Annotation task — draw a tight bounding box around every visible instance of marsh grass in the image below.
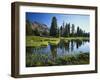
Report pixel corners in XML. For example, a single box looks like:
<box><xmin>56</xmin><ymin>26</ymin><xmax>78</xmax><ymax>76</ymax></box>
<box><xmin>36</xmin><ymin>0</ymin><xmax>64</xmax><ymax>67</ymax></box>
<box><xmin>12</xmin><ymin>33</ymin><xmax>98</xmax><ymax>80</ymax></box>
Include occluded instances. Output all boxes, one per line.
<box><xmin>26</xmin><ymin>52</ymin><xmax>89</xmax><ymax>67</ymax></box>
<box><xmin>26</xmin><ymin>36</ymin><xmax>60</xmax><ymax>47</ymax></box>
<box><xmin>26</xmin><ymin>36</ymin><xmax>89</xmax><ymax>47</ymax></box>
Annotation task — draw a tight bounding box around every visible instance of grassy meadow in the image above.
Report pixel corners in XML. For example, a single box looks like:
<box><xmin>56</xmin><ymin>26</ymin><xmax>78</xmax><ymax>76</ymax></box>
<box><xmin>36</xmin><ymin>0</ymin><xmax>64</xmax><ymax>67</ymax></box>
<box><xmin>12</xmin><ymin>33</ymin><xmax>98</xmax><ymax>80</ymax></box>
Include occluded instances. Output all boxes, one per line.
<box><xmin>26</xmin><ymin>36</ymin><xmax>89</xmax><ymax>47</ymax></box>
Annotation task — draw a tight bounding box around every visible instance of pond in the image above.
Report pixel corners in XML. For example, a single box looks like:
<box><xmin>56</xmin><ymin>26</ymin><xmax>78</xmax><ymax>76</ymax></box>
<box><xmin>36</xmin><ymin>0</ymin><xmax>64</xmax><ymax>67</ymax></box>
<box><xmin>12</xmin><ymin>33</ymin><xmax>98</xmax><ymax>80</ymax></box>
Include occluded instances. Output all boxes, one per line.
<box><xmin>26</xmin><ymin>39</ymin><xmax>90</xmax><ymax>67</ymax></box>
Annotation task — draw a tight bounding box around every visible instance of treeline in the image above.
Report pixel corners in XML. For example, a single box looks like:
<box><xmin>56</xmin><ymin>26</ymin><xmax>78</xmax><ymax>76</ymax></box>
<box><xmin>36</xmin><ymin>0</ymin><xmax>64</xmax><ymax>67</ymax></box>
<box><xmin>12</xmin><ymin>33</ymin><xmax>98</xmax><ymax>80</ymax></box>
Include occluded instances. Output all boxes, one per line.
<box><xmin>50</xmin><ymin>16</ymin><xmax>89</xmax><ymax>37</ymax></box>
<box><xmin>26</xmin><ymin>16</ymin><xmax>89</xmax><ymax>37</ymax></box>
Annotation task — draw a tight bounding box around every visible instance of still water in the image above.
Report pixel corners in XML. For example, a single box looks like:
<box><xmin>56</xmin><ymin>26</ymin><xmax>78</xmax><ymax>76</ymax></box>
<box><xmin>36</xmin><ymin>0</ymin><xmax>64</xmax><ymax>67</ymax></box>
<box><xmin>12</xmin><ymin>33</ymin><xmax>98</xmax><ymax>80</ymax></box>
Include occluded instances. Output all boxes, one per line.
<box><xmin>26</xmin><ymin>40</ymin><xmax>90</xmax><ymax>57</ymax></box>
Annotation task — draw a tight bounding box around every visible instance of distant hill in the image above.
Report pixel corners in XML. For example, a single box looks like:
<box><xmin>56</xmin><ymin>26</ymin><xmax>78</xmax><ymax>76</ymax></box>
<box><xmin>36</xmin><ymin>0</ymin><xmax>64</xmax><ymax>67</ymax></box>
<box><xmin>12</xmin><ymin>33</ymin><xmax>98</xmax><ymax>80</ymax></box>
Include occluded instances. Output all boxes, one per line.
<box><xmin>32</xmin><ymin>21</ymin><xmax>49</xmax><ymax>33</ymax></box>
<box><xmin>26</xmin><ymin>20</ymin><xmax>49</xmax><ymax>36</ymax></box>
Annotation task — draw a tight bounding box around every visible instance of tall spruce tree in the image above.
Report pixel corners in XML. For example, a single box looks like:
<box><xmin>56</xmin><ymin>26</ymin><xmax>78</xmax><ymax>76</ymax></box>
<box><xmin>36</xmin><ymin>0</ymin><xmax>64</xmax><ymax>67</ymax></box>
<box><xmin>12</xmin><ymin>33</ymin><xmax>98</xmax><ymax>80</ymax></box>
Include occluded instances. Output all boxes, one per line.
<box><xmin>67</xmin><ymin>23</ymin><xmax>70</xmax><ymax>37</ymax></box>
<box><xmin>72</xmin><ymin>24</ymin><xmax>75</xmax><ymax>36</ymax></box>
<box><xmin>64</xmin><ymin>23</ymin><xmax>68</xmax><ymax>37</ymax></box>
<box><xmin>50</xmin><ymin>16</ymin><xmax>58</xmax><ymax>37</ymax></box>
<box><xmin>77</xmin><ymin>26</ymin><xmax>80</xmax><ymax>36</ymax></box>
<box><xmin>60</xmin><ymin>26</ymin><xmax>63</xmax><ymax>36</ymax></box>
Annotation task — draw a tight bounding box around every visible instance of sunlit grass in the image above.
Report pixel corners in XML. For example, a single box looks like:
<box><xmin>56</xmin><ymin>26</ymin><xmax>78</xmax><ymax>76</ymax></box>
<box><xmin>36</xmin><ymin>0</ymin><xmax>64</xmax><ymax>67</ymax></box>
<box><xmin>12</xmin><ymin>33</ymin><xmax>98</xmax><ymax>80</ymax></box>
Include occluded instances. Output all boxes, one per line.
<box><xmin>26</xmin><ymin>36</ymin><xmax>89</xmax><ymax>47</ymax></box>
<box><xmin>26</xmin><ymin>36</ymin><xmax>60</xmax><ymax>47</ymax></box>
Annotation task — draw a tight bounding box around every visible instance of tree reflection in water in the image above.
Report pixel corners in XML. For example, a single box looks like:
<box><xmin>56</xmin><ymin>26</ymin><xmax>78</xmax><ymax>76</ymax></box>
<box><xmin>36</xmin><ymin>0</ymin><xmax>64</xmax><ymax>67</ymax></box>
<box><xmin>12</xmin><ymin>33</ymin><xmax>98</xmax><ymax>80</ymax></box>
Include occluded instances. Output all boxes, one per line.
<box><xmin>26</xmin><ymin>39</ymin><xmax>89</xmax><ymax>66</ymax></box>
<box><xmin>50</xmin><ymin>45</ymin><xmax>57</xmax><ymax>62</ymax></box>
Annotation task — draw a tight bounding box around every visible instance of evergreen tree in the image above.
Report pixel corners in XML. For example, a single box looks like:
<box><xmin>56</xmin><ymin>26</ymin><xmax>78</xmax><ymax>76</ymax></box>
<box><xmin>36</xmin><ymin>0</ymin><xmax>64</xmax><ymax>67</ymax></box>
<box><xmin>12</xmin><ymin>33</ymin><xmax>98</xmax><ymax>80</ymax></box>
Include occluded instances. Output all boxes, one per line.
<box><xmin>57</xmin><ymin>27</ymin><xmax>60</xmax><ymax>37</ymax></box>
<box><xmin>63</xmin><ymin>23</ymin><xmax>70</xmax><ymax>37</ymax></box>
<box><xmin>50</xmin><ymin>16</ymin><xmax>58</xmax><ymax>37</ymax></box>
<box><xmin>60</xmin><ymin>26</ymin><xmax>63</xmax><ymax>36</ymax></box>
<box><xmin>79</xmin><ymin>28</ymin><xmax>83</xmax><ymax>36</ymax></box>
<box><xmin>67</xmin><ymin>23</ymin><xmax>70</xmax><ymax>37</ymax></box>
<box><xmin>26</xmin><ymin>20</ymin><xmax>33</xmax><ymax>35</ymax></box>
<box><xmin>77</xmin><ymin>26</ymin><xmax>80</xmax><ymax>36</ymax></box>
<box><xmin>34</xmin><ymin>28</ymin><xmax>40</xmax><ymax>36</ymax></box>
<box><xmin>77</xmin><ymin>26</ymin><xmax>84</xmax><ymax>37</ymax></box>
<box><xmin>64</xmin><ymin>23</ymin><xmax>68</xmax><ymax>37</ymax></box>
<box><xmin>72</xmin><ymin>24</ymin><xmax>75</xmax><ymax>36</ymax></box>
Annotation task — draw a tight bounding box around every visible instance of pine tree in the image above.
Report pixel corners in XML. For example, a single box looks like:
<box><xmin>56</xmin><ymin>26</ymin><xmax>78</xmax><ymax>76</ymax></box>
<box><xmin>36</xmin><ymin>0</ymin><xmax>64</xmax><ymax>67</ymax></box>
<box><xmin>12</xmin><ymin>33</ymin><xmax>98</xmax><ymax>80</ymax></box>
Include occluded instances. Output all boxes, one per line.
<box><xmin>67</xmin><ymin>23</ymin><xmax>70</xmax><ymax>37</ymax></box>
<box><xmin>77</xmin><ymin>26</ymin><xmax>80</xmax><ymax>36</ymax></box>
<box><xmin>50</xmin><ymin>16</ymin><xmax>58</xmax><ymax>37</ymax></box>
<box><xmin>60</xmin><ymin>26</ymin><xmax>63</xmax><ymax>36</ymax></box>
<box><xmin>72</xmin><ymin>24</ymin><xmax>75</xmax><ymax>37</ymax></box>
<box><xmin>64</xmin><ymin>23</ymin><xmax>68</xmax><ymax>37</ymax></box>
<box><xmin>63</xmin><ymin>23</ymin><xmax>70</xmax><ymax>37</ymax></box>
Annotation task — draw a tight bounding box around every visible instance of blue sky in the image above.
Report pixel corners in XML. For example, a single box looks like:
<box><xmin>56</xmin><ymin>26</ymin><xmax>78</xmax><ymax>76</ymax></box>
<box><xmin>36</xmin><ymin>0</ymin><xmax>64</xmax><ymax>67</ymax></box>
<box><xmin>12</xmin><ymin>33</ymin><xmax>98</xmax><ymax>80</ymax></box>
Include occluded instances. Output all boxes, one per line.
<box><xmin>26</xmin><ymin>12</ymin><xmax>90</xmax><ymax>32</ymax></box>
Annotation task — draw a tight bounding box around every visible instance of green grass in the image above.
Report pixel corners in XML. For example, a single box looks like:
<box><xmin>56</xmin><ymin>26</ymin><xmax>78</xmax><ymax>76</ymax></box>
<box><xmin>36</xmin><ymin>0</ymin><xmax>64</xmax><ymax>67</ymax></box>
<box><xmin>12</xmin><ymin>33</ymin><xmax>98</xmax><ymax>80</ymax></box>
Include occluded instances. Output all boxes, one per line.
<box><xmin>26</xmin><ymin>36</ymin><xmax>60</xmax><ymax>47</ymax></box>
<box><xmin>26</xmin><ymin>52</ymin><xmax>89</xmax><ymax>67</ymax></box>
<box><xmin>26</xmin><ymin>41</ymin><xmax>48</xmax><ymax>47</ymax></box>
<box><xmin>61</xmin><ymin>37</ymin><xmax>89</xmax><ymax>41</ymax></box>
<box><xmin>26</xmin><ymin>36</ymin><xmax>89</xmax><ymax>47</ymax></box>
<box><xmin>48</xmin><ymin>39</ymin><xmax>60</xmax><ymax>45</ymax></box>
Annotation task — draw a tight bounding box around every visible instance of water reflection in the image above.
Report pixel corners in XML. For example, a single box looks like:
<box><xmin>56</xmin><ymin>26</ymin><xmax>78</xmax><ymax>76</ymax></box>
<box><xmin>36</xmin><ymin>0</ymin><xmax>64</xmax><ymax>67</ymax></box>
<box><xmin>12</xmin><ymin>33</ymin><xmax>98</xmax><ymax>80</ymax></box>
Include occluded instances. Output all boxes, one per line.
<box><xmin>76</xmin><ymin>40</ymin><xmax>82</xmax><ymax>49</ymax></box>
<box><xmin>71</xmin><ymin>40</ymin><xmax>74</xmax><ymax>51</ymax></box>
<box><xmin>26</xmin><ymin>40</ymin><xmax>90</xmax><ymax>60</ymax></box>
<box><xmin>50</xmin><ymin>45</ymin><xmax>57</xmax><ymax>61</ymax></box>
